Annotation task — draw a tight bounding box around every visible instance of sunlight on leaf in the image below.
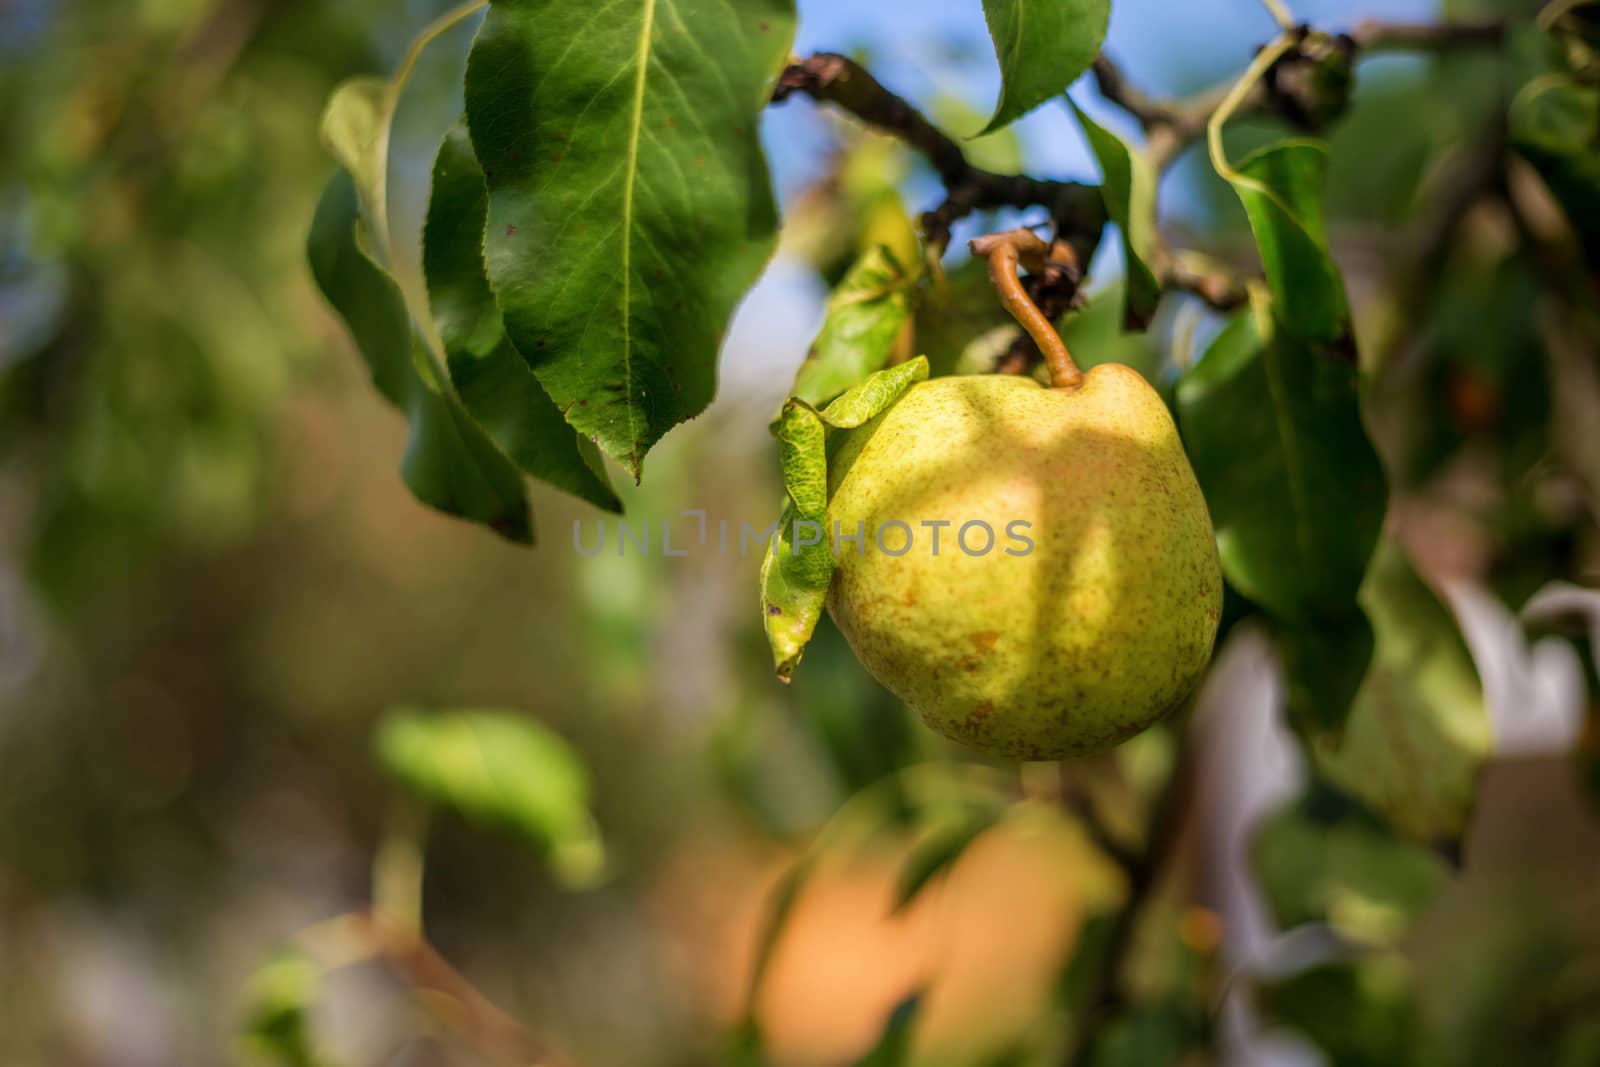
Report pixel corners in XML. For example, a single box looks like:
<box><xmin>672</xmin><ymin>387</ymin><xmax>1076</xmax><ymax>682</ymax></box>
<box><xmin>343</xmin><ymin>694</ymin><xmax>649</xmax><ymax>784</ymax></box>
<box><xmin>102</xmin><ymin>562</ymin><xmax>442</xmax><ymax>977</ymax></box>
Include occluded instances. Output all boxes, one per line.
<box><xmin>1069</xmin><ymin>100</ymin><xmax>1162</xmax><ymax>330</ymax></box>
<box><xmin>375</xmin><ymin>708</ymin><xmax>604</xmax><ymax>887</ymax></box>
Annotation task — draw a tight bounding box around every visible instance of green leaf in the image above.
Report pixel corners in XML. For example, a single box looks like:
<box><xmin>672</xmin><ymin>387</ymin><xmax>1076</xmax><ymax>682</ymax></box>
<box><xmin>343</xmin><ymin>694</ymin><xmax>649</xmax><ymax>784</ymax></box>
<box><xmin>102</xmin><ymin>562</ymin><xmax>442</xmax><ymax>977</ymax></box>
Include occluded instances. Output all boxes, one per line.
<box><xmin>980</xmin><ymin>0</ymin><xmax>1110</xmax><ymax>134</ymax></box>
<box><xmin>374</xmin><ymin>707</ymin><xmax>604</xmax><ymax>886</ymax></box>
<box><xmin>723</xmin><ymin>1018</ymin><xmax>771</xmax><ymax>1067</ymax></box>
<box><xmin>761</xmin><ymin>402</ymin><xmax>832</xmax><ymax>680</ymax></box>
<box><xmin>1253</xmin><ymin>793</ymin><xmax>1446</xmax><ymax>944</ymax></box>
<box><xmin>307</xmin><ymin>173</ymin><xmax>532</xmax><ymax>542</ymax></box>
<box><xmin>852</xmin><ymin>994</ymin><xmax>922</xmax><ymax>1067</ymax></box>
<box><xmin>1224</xmin><ymin>140</ymin><xmax>1351</xmax><ymax>350</ymax></box>
<box><xmin>819</xmin><ymin>357</ymin><xmax>930</xmax><ymax>429</ymax></box>
<box><xmin>1177</xmin><ymin>296</ymin><xmax>1386</xmax><ymax>626</ymax></box>
<box><xmin>1257</xmin><ymin>956</ymin><xmax>1421</xmax><ymax>1067</ymax></box>
<box><xmin>788</xmin><ymin>245</ymin><xmax>916</xmax><ymax>410</ymax></box>
<box><xmin>463</xmin><ymin>0</ymin><xmax>796</xmax><ymax>479</ymax></box>
<box><xmin>1069</xmin><ymin>100</ymin><xmax>1162</xmax><ymax>329</ymax></box>
<box><xmin>423</xmin><ymin>121</ymin><xmax>621</xmax><ymax>513</ymax></box>
<box><xmin>236</xmin><ymin>950</ymin><xmax>335</xmax><ymax>1067</ymax></box>
<box><xmin>1313</xmin><ymin>539</ymin><xmax>1491</xmax><ymax>848</ymax></box>
<box><xmin>761</xmin><ymin>359</ymin><xmax>930</xmax><ymax>677</ymax></box>
<box><xmin>1277</xmin><ymin>614</ymin><xmax>1376</xmax><ymax>737</ymax></box>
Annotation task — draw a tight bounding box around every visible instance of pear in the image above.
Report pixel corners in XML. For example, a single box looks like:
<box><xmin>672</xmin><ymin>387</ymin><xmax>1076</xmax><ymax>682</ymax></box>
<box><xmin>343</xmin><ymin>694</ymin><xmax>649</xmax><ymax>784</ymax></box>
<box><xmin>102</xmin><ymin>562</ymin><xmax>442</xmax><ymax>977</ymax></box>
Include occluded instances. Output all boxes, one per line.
<box><xmin>824</xmin><ymin>366</ymin><xmax>1222</xmax><ymax>759</ymax></box>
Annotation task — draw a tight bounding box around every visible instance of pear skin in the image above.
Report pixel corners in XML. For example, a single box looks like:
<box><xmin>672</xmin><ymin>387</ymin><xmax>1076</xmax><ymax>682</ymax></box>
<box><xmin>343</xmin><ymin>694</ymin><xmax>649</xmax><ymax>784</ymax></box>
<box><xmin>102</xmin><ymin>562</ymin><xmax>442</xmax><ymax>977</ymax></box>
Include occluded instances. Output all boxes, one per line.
<box><xmin>824</xmin><ymin>368</ymin><xmax>1223</xmax><ymax>759</ymax></box>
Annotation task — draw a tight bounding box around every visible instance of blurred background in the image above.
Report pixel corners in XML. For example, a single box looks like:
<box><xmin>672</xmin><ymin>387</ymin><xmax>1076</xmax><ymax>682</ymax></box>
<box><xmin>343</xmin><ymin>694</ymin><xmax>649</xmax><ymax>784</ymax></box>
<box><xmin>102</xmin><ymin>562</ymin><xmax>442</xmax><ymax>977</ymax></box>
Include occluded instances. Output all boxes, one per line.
<box><xmin>2</xmin><ymin>1</ymin><xmax>1598</xmax><ymax>1065</ymax></box>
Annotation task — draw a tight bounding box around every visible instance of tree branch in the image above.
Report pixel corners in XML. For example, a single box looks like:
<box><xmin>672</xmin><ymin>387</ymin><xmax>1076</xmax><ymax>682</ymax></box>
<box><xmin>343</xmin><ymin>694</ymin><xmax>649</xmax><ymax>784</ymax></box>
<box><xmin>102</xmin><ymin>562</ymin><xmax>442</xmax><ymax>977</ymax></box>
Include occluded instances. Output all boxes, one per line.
<box><xmin>1351</xmin><ymin>18</ymin><xmax>1505</xmax><ymax>53</ymax></box>
<box><xmin>773</xmin><ymin>53</ymin><xmax>1105</xmax><ymax>254</ymax></box>
<box><xmin>1092</xmin><ymin>19</ymin><xmax>1505</xmax><ymax>171</ymax></box>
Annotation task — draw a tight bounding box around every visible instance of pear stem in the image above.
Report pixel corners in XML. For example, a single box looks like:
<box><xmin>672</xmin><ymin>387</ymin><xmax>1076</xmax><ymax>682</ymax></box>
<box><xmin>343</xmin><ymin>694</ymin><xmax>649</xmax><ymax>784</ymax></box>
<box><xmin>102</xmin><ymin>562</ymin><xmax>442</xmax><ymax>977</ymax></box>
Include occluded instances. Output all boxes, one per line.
<box><xmin>971</xmin><ymin>229</ymin><xmax>1084</xmax><ymax>390</ymax></box>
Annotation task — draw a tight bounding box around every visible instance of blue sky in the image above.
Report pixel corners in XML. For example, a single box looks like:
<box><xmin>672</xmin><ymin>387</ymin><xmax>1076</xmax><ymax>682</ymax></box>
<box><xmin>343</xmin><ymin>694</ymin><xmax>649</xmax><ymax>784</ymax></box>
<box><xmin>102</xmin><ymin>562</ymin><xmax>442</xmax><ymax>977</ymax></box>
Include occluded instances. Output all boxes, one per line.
<box><xmin>766</xmin><ymin>0</ymin><xmax>1443</xmax><ymax>194</ymax></box>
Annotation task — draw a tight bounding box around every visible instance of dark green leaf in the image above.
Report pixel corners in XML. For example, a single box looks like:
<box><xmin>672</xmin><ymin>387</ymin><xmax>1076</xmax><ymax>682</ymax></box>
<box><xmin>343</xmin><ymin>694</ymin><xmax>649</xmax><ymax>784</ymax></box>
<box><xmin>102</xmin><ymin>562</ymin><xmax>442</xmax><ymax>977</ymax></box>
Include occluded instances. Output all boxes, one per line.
<box><xmin>892</xmin><ymin>813</ymin><xmax>996</xmax><ymax>913</ymax></box>
<box><xmin>1056</xmin><ymin>912</ymin><xmax>1119</xmax><ymax>1010</ymax></box>
<box><xmin>236</xmin><ymin>950</ymin><xmax>334</xmax><ymax>1067</ymax></box>
<box><xmin>1069</xmin><ymin>101</ymin><xmax>1162</xmax><ymax>329</ymax></box>
<box><xmin>852</xmin><ymin>993</ymin><xmax>922</xmax><ymax>1067</ymax></box>
<box><xmin>1176</xmin><ymin>295</ymin><xmax>1386</xmax><ymax>626</ymax></box>
<box><xmin>1091</xmin><ymin>1006</ymin><xmax>1190</xmax><ymax>1067</ymax></box>
<box><xmin>1313</xmin><ymin>539</ymin><xmax>1490</xmax><ymax>846</ymax></box>
<box><xmin>743</xmin><ymin>859</ymin><xmax>813</xmax><ymax>1020</ymax></box>
<box><xmin>1510</xmin><ymin>71</ymin><xmax>1600</xmax><ymax>272</ymax></box>
<box><xmin>463</xmin><ymin>0</ymin><xmax>796</xmax><ymax>479</ymax></box>
<box><xmin>307</xmin><ymin>173</ymin><xmax>532</xmax><ymax>542</ymax></box>
<box><xmin>1224</xmin><ymin>140</ymin><xmax>1351</xmax><ymax>349</ymax></box>
<box><xmin>980</xmin><ymin>0</ymin><xmax>1110</xmax><ymax>133</ymax></box>
<box><xmin>788</xmin><ymin>245</ymin><xmax>915</xmax><ymax>410</ymax></box>
<box><xmin>1277</xmin><ymin>614</ymin><xmax>1375</xmax><ymax>736</ymax></box>
<box><xmin>374</xmin><ymin>707</ymin><xmax>604</xmax><ymax>886</ymax></box>
<box><xmin>423</xmin><ymin>121</ymin><xmax>620</xmax><ymax>513</ymax></box>
<box><xmin>1257</xmin><ymin>957</ymin><xmax>1421</xmax><ymax>1067</ymax></box>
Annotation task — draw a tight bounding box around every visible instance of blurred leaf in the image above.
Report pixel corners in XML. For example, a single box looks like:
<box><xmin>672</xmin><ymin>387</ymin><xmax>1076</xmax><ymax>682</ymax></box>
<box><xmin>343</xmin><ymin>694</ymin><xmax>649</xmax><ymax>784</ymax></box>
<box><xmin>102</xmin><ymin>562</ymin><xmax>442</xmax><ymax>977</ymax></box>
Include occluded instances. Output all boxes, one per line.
<box><xmin>462</xmin><ymin>0</ymin><xmax>795</xmax><ymax>479</ymax></box>
<box><xmin>1277</xmin><ymin>615</ymin><xmax>1376</xmax><ymax>741</ymax></box>
<box><xmin>1510</xmin><ymin>59</ymin><xmax>1600</xmax><ymax>271</ymax></box>
<box><xmin>852</xmin><ymin>993</ymin><xmax>922</xmax><ymax>1067</ymax></box>
<box><xmin>780</xmin><ymin>137</ymin><xmax>913</xmax><ymax>283</ymax></box>
<box><xmin>1253</xmin><ymin>793</ymin><xmax>1446</xmax><ymax>944</ymax></box>
<box><xmin>724</xmin><ymin>1017</ymin><xmax>770</xmax><ymax>1067</ymax></box>
<box><xmin>761</xmin><ymin>359</ymin><xmax>929</xmax><ymax>677</ymax></box>
<box><xmin>423</xmin><ymin>120</ymin><xmax>620</xmax><ymax>513</ymax></box>
<box><xmin>1056</xmin><ymin>912</ymin><xmax>1119</xmax><ymax>1010</ymax></box>
<box><xmin>788</xmin><ymin>244</ymin><xmax>916</xmax><ymax>411</ymax></box>
<box><xmin>785</xmin><ymin>617</ymin><xmax>922</xmax><ymax>797</ymax></box>
<box><xmin>1060</xmin><ymin>281</ymin><xmax>1160</xmax><ymax>380</ymax></box>
<box><xmin>1223</xmin><ymin>140</ymin><xmax>1351</xmax><ymax>349</ymax></box>
<box><xmin>917</xmin><ymin>257</ymin><xmax>1016</xmax><ymax>378</ymax></box>
<box><xmin>307</xmin><ymin>173</ymin><xmax>532</xmax><ymax>541</ymax></box>
<box><xmin>236</xmin><ymin>950</ymin><xmax>335</xmax><ymax>1067</ymax></box>
<box><xmin>1314</xmin><ymin>538</ymin><xmax>1491</xmax><ymax>847</ymax></box>
<box><xmin>1257</xmin><ymin>956</ymin><xmax>1422</xmax><ymax>1067</ymax></box>
<box><xmin>318</xmin><ymin>77</ymin><xmax>390</xmax><ymax>239</ymax></box>
<box><xmin>374</xmin><ymin>708</ymin><xmax>604</xmax><ymax>886</ymax></box>
<box><xmin>1177</xmin><ymin>293</ymin><xmax>1386</xmax><ymax>627</ymax></box>
<box><xmin>743</xmin><ymin>858</ymin><xmax>813</xmax><ymax>1020</ymax></box>
<box><xmin>891</xmin><ymin>808</ymin><xmax>999</xmax><ymax>913</ymax></box>
<box><xmin>930</xmin><ymin>93</ymin><xmax>1024</xmax><ymax>173</ymax></box>
<box><xmin>1069</xmin><ymin>101</ymin><xmax>1162</xmax><ymax>329</ymax></box>
<box><xmin>1091</xmin><ymin>1005</ymin><xmax>1190</xmax><ymax>1067</ymax></box>
<box><xmin>980</xmin><ymin>0</ymin><xmax>1109</xmax><ymax>133</ymax></box>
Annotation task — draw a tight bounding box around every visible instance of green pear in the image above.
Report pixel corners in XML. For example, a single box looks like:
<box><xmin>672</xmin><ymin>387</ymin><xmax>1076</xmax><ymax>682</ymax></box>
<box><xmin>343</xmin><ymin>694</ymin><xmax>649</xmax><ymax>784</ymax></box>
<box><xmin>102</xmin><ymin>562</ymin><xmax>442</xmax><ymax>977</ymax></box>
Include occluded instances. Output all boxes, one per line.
<box><xmin>824</xmin><ymin>367</ymin><xmax>1223</xmax><ymax>759</ymax></box>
